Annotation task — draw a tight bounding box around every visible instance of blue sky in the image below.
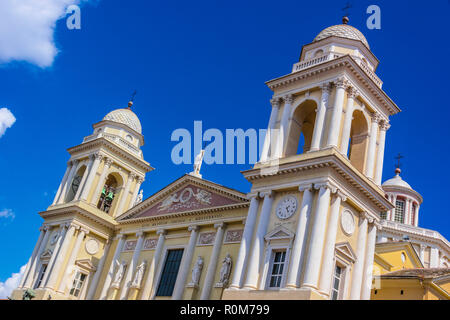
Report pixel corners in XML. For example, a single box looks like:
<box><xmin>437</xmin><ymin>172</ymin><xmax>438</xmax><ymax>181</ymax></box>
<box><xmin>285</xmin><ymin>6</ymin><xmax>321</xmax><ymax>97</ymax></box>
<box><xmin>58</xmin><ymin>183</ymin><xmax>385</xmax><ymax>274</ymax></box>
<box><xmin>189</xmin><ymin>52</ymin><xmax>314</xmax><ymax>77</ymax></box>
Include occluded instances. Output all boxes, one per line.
<box><xmin>0</xmin><ymin>0</ymin><xmax>449</xmax><ymax>284</ymax></box>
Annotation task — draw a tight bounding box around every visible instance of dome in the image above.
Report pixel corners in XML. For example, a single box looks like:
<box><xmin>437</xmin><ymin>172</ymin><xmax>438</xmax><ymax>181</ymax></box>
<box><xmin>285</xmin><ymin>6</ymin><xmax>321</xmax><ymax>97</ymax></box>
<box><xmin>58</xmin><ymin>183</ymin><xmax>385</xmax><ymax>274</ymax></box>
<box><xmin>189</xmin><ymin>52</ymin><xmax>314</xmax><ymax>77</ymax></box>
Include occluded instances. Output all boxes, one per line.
<box><xmin>313</xmin><ymin>23</ymin><xmax>370</xmax><ymax>49</ymax></box>
<box><xmin>103</xmin><ymin>108</ymin><xmax>142</xmax><ymax>134</ymax></box>
<box><xmin>382</xmin><ymin>170</ymin><xmax>412</xmax><ymax>190</ymax></box>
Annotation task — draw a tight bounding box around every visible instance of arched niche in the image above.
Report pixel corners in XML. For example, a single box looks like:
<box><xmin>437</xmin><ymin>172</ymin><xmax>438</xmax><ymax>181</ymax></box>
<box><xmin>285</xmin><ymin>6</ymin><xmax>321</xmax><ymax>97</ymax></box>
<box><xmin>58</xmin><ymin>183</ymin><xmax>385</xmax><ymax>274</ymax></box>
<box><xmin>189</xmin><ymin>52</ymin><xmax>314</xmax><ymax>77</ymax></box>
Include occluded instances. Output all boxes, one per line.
<box><xmin>65</xmin><ymin>165</ymin><xmax>87</xmax><ymax>202</ymax></box>
<box><xmin>348</xmin><ymin>109</ymin><xmax>369</xmax><ymax>173</ymax></box>
<box><xmin>97</xmin><ymin>172</ymin><xmax>123</xmax><ymax>215</ymax></box>
<box><xmin>284</xmin><ymin>99</ymin><xmax>318</xmax><ymax>157</ymax></box>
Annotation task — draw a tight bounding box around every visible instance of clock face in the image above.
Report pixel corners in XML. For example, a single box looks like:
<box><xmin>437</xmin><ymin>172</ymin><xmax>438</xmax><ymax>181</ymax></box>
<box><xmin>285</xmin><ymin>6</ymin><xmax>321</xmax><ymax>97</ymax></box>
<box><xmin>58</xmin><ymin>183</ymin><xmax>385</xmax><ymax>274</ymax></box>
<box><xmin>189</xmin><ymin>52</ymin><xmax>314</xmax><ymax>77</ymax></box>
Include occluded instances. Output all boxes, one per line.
<box><xmin>276</xmin><ymin>196</ymin><xmax>298</xmax><ymax>220</ymax></box>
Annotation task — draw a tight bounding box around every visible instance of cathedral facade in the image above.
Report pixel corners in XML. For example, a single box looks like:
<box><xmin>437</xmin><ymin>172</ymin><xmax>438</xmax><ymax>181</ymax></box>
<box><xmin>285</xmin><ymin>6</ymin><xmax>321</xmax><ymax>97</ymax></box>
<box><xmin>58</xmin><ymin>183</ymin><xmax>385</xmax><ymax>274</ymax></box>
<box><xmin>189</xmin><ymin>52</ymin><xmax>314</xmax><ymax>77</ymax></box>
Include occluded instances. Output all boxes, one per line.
<box><xmin>11</xmin><ymin>18</ymin><xmax>450</xmax><ymax>300</ymax></box>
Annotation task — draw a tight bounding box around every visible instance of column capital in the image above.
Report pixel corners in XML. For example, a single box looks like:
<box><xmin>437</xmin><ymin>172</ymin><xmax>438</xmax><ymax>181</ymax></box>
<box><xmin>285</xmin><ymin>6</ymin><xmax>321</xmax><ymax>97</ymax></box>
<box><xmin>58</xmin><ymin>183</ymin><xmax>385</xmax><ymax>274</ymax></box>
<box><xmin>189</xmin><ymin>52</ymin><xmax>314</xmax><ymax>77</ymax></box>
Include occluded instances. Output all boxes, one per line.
<box><xmin>347</xmin><ymin>86</ymin><xmax>358</xmax><ymax>99</ymax></box>
<box><xmin>371</xmin><ymin>112</ymin><xmax>382</xmax><ymax>124</ymax></box>
<box><xmin>214</xmin><ymin>222</ymin><xmax>226</xmax><ymax>229</ymax></box>
<box><xmin>40</xmin><ymin>224</ymin><xmax>50</xmax><ymax>232</ymax></box>
<box><xmin>321</xmin><ymin>82</ymin><xmax>332</xmax><ymax>94</ymax></box>
<box><xmin>156</xmin><ymin>229</ymin><xmax>167</xmax><ymax>236</ymax></box>
<box><xmin>136</xmin><ymin>231</ymin><xmax>145</xmax><ymax>238</ymax></box>
<box><xmin>298</xmin><ymin>184</ymin><xmax>313</xmax><ymax>192</ymax></box>
<box><xmin>373</xmin><ymin>221</ymin><xmax>382</xmax><ymax>231</ymax></box>
<box><xmin>334</xmin><ymin>77</ymin><xmax>348</xmax><ymax>89</ymax></box>
<box><xmin>92</xmin><ymin>152</ymin><xmax>104</xmax><ymax>161</ymax></box>
<box><xmin>259</xmin><ymin>190</ymin><xmax>274</xmax><ymax>198</ymax></box>
<box><xmin>359</xmin><ymin>211</ymin><xmax>372</xmax><ymax>222</ymax></box>
<box><xmin>313</xmin><ymin>182</ymin><xmax>333</xmax><ymax>192</ymax></box>
<box><xmin>79</xmin><ymin>227</ymin><xmax>89</xmax><ymax>235</ymax></box>
<box><xmin>128</xmin><ymin>172</ymin><xmax>137</xmax><ymax>181</ymax></box>
<box><xmin>188</xmin><ymin>225</ymin><xmax>199</xmax><ymax>232</ymax></box>
<box><xmin>420</xmin><ymin>244</ymin><xmax>427</xmax><ymax>250</ymax></box>
<box><xmin>115</xmin><ymin>234</ymin><xmax>125</xmax><ymax>240</ymax></box>
<box><xmin>136</xmin><ymin>176</ymin><xmax>145</xmax><ymax>183</ymax></box>
<box><xmin>246</xmin><ymin>192</ymin><xmax>259</xmax><ymax>200</ymax></box>
<box><xmin>380</xmin><ymin>121</ymin><xmax>391</xmax><ymax>131</ymax></box>
<box><xmin>336</xmin><ymin>190</ymin><xmax>347</xmax><ymax>202</ymax></box>
<box><xmin>283</xmin><ymin>94</ymin><xmax>294</xmax><ymax>104</ymax></box>
<box><xmin>104</xmin><ymin>158</ymin><xmax>113</xmax><ymax>167</ymax></box>
<box><xmin>270</xmin><ymin>97</ymin><xmax>281</xmax><ymax>108</ymax></box>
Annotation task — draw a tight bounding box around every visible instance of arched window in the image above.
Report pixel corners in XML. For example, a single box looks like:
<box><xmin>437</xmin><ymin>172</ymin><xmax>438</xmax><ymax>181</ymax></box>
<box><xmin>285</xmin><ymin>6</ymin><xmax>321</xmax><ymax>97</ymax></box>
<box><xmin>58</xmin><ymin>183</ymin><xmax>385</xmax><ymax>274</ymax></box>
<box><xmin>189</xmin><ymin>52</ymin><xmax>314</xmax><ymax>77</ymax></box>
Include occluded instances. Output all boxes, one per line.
<box><xmin>348</xmin><ymin>110</ymin><xmax>369</xmax><ymax>173</ymax></box>
<box><xmin>65</xmin><ymin>165</ymin><xmax>86</xmax><ymax>202</ymax></box>
<box><xmin>284</xmin><ymin>100</ymin><xmax>317</xmax><ymax>157</ymax></box>
<box><xmin>97</xmin><ymin>174</ymin><xmax>119</xmax><ymax>214</ymax></box>
<box><xmin>394</xmin><ymin>198</ymin><xmax>405</xmax><ymax>223</ymax></box>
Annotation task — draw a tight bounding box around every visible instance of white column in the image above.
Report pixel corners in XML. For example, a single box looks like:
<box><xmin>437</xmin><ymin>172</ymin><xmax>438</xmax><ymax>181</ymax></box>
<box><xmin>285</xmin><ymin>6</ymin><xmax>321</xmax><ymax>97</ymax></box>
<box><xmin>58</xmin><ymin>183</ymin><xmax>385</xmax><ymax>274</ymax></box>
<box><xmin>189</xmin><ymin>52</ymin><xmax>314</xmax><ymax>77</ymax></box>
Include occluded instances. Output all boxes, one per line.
<box><xmin>310</xmin><ymin>83</ymin><xmax>331</xmax><ymax>151</ymax></box>
<box><xmin>91</xmin><ymin>157</ymin><xmax>113</xmax><ymax>206</ymax></box>
<box><xmin>115</xmin><ymin>173</ymin><xmax>136</xmax><ymax>216</ymax></box>
<box><xmin>260</xmin><ymin>99</ymin><xmax>280</xmax><ymax>162</ymax></box>
<box><xmin>141</xmin><ymin>229</ymin><xmax>166</xmax><ymax>300</ymax></box>
<box><xmin>318</xmin><ymin>191</ymin><xmax>345</xmax><ymax>295</ymax></box>
<box><xmin>100</xmin><ymin>234</ymin><xmax>126</xmax><ymax>300</ymax></box>
<box><xmin>40</xmin><ymin>224</ymin><xmax>68</xmax><ymax>288</ymax></box>
<box><xmin>57</xmin><ymin>228</ymin><xmax>88</xmax><ymax>293</ymax></box>
<box><xmin>430</xmin><ymin>247</ymin><xmax>439</xmax><ymax>268</ymax></box>
<box><xmin>361</xmin><ymin>221</ymin><xmax>378</xmax><ymax>300</ymax></box>
<box><xmin>119</xmin><ymin>231</ymin><xmax>145</xmax><ymax>300</ymax></box>
<box><xmin>326</xmin><ymin>78</ymin><xmax>347</xmax><ymax>148</ymax></box>
<box><xmin>419</xmin><ymin>244</ymin><xmax>426</xmax><ymax>265</ymax></box>
<box><xmin>52</xmin><ymin>162</ymin><xmax>73</xmax><ymax>205</ymax></box>
<box><xmin>24</xmin><ymin>226</ymin><xmax>51</xmax><ymax>288</ymax></box>
<box><xmin>374</xmin><ymin>122</ymin><xmax>389</xmax><ymax>185</ymax></box>
<box><xmin>200</xmin><ymin>223</ymin><xmax>226</xmax><ymax>300</ymax></box>
<box><xmin>57</xmin><ymin>160</ymin><xmax>79</xmax><ymax>204</ymax></box>
<box><xmin>230</xmin><ymin>194</ymin><xmax>260</xmax><ymax>289</ymax></box>
<box><xmin>129</xmin><ymin>176</ymin><xmax>144</xmax><ymax>210</ymax></box>
<box><xmin>244</xmin><ymin>191</ymin><xmax>274</xmax><ymax>289</ymax></box>
<box><xmin>45</xmin><ymin>223</ymin><xmax>77</xmax><ymax>290</ymax></box>
<box><xmin>415</xmin><ymin>205</ymin><xmax>420</xmax><ymax>227</ymax></box>
<box><xmin>301</xmin><ymin>184</ymin><xmax>331</xmax><ymax>289</ymax></box>
<box><xmin>86</xmin><ymin>239</ymin><xmax>112</xmax><ymax>300</ymax></box>
<box><xmin>339</xmin><ymin>87</ymin><xmax>357</xmax><ymax>155</ymax></box>
<box><xmin>80</xmin><ymin>153</ymin><xmax>103</xmax><ymax>201</ymax></box>
<box><xmin>74</xmin><ymin>157</ymin><xmax>94</xmax><ymax>200</ymax></box>
<box><xmin>172</xmin><ymin>225</ymin><xmax>199</xmax><ymax>299</ymax></box>
<box><xmin>286</xmin><ymin>185</ymin><xmax>313</xmax><ymax>288</ymax></box>
<box><xmin>365</xmin><ymin>113</ymin><xmax>380</xmax><ymax>178</ymax></box>
<box><xmin>19</xmin><ymin>226</ymin><xmax>46</xmax><ymax>288</ymax></box>
<box><xmin>275</xmin><ymin>95</ymin><xmax>294</xmax><ymax>158</ymax></box>
<box><xmin>390</xmin><ymin>194</ymin><xmax>397</xmax><ymax>222</ymax></box>
<box><xmin>405</xmin><ymin>199</ymin><xmax>411</xmax><ymax>225</ymax></box>
<box><xmin>350</xmin><ymin>213</ymin><xmax>369</xmax><ymax>300</ymax></box>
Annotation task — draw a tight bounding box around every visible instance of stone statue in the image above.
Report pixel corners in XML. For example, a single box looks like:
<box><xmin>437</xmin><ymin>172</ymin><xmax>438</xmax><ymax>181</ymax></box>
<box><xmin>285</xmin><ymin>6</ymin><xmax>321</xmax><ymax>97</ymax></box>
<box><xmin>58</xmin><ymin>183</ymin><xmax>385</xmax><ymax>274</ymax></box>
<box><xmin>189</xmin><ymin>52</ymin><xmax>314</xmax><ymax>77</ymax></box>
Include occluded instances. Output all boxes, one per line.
<box><xmin>191</xmin><ymin>150</ymin><xmax>205</xmax><ymax>177</ymax></box>
<box><xmin>219</xmin><ymin>253</ymin><xmax>232</xmax><ymax>285</ymax></box>
<box><xmin>158</xmin><ymin>192</ymin><xmax>179</xmax><ymax>211</ymax></box>
<box><xmin>191</xmin><ymin>256</ymin><xmax>204</xmax><ymax>286</ymax></box>
<box><xmin>112</xmin><ymin>260</ymin><xmax>127</xmax><ymax>286</ymax></box>
<box><xmin>131</xmin><ymin>261</ymin><xmax>146</xmax><ymax>288</ymax></box>
<box><xmin>135</xmin><ymin>190</ymin><xmax>143</xmax><ymax>206</ymax></box>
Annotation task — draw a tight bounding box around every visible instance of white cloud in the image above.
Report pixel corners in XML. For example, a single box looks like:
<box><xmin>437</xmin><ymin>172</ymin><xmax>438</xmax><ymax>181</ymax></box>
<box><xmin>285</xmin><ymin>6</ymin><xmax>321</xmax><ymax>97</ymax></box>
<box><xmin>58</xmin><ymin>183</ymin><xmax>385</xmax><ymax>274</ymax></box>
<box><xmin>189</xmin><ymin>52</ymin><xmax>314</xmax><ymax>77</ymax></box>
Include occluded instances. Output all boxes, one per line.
<box><xmin>0</xmin><ymin>0</ymin><xmax>88</xmax><ymax>68</ymax></box>
<box><xmin>0</xmin><ymin>209</ymin><xmax>15</xmax><ymax>220</ymax></box>
<box><xmin>0</xmin><ymin>108</ymin><xmax>16</xmax><ymax>138</ymax></box>
<box><xmin>0</xmin><ymin>265</ymin><xmax>26</xmax><ymax>299</ymax></box>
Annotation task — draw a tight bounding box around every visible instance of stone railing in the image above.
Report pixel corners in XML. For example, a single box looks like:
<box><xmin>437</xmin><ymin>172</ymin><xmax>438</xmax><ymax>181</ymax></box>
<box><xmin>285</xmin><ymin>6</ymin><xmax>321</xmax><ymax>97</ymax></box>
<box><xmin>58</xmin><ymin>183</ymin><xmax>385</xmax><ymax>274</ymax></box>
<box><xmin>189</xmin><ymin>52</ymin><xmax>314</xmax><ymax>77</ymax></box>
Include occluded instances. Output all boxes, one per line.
<box><xmin>381</xmin><ymin>220</ymin><xmax>450</xmax><ymax>249</ymax></box>
<box><xmin>83</xmin><ymin>133</ymin><xmax>142</xmax><ymax>157</ymax></box>
<box><xmin>291</xmin><ymin>52</ymin><xmax>383</xmax><ymax>88</ymax></box>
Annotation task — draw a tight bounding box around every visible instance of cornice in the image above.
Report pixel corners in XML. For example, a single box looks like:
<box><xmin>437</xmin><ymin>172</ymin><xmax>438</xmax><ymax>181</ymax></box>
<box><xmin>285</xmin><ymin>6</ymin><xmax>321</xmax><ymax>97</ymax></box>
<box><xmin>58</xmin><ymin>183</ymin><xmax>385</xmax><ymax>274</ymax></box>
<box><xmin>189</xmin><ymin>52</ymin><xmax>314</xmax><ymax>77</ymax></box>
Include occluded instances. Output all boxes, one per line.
<box><xmin>265</xmin><ymin>55</ymin><xmax>400</xmax><ymax>116</ymax></box>
<box><xmin>67</xmin><ymin>137</ymin><xmax>153</xmax><ymax>173</ymax></box>
<box><xmin>382</xmin><ymin>185</ymin><xmax>423</xmax><ymax>204</ymax></box>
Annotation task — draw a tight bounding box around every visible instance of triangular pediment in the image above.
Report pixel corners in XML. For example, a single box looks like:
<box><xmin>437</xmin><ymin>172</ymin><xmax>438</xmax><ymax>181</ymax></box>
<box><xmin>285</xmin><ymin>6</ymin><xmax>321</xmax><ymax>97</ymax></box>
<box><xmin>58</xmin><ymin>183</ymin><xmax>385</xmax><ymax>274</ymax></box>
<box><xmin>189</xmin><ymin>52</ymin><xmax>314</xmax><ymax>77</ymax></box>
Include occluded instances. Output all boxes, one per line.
<box><xmin>118</xmin><ymin>174</ymin><xmax>248</xmax><ymax>221</ymax></box>
<box><xmin>75</xmin><ymin>259</ymin><xmax>97</xmax><ymax>272</ymax></box>
<box><xmin>265</xmin><ymin>226</ymin><xmax>295</xmax><ymax>241</ymax></box>
<box><xmin>40</xmin><ymin>249</ymin><xmax>53</xmax><ymax>260</ymax></box>
<box><xmin>335</xmin><ymin>242</ymin><xmax>356</xmax><ymax>263</ymax></box>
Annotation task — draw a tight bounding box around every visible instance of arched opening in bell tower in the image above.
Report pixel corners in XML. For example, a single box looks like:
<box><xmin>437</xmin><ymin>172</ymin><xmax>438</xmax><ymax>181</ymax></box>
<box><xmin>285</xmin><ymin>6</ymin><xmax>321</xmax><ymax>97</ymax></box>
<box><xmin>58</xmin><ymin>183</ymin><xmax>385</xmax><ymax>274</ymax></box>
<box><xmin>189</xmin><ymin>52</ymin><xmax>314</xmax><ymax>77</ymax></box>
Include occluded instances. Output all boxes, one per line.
<box><xmin>65</xmin><ymin>165</ymin><xmax>87</xmax><ymax>202</ymax></box>
<box><xmin>284</xmin><ymin>100</ymin><xmax>317</xmax><ymax>157</ymax></box>
<box><xmin>348</xmin><ymin>110</ymin><xmax>369</xmax><ymax>173</ymax></box>
<box><xmin>97</xmin><ymin>173</ymin><xmax>122</xmax><ymax>215</ymax></box>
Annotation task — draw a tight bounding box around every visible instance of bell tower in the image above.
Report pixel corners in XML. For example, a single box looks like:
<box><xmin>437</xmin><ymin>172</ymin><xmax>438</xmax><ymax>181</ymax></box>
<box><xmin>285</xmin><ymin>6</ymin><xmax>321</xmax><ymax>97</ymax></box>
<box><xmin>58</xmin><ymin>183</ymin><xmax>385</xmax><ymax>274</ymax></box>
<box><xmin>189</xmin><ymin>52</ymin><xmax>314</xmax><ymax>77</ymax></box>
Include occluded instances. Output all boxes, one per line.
<box><xmin>224</xmin><ymin>18</ymin><xmax>398</xmax><ymax>300</ymax></box>
<box><xmin>13</xmin><ymin>100</ymin><xmax>153</xmax><ymax>300</ymax></box>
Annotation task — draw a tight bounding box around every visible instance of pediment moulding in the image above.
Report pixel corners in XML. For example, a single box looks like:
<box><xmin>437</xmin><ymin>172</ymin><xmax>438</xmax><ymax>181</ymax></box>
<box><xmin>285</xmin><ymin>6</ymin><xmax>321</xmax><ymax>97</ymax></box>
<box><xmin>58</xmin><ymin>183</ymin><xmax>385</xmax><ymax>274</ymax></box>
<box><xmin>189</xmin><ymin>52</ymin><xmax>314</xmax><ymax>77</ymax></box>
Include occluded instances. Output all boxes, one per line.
<box><xmin>266</xmin><ymin>55</ymin><xmax>399</xmax><ymax>116</ymax></box>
